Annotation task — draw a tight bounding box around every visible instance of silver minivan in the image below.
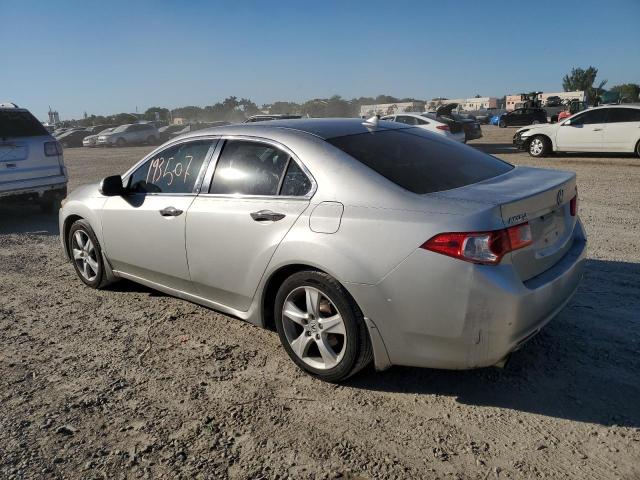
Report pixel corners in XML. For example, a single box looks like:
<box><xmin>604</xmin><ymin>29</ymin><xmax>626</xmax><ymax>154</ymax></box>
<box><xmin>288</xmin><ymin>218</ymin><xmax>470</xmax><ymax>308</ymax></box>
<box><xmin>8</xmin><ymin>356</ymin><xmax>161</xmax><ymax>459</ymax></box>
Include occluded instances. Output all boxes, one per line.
<box><xmin>0</xmin><ymin>103</ymin><xmax>67</xmax><ymax>212</ymax></box>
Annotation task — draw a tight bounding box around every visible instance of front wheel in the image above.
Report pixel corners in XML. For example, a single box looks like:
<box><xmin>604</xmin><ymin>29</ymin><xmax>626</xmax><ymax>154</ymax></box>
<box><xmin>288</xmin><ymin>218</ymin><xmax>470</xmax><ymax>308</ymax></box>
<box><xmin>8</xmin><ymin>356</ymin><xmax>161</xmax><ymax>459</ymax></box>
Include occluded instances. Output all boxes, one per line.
<box><xmin>499</xmin><ymin>120</ymin><xmax>506</xmax><ymax>128</ymax></box>
<box><xmin>274</xmin><ymin>271</ymin><xmax>372</xmax><ymax>382</ymax></box>
<box><xmin>528</xmin><ymin>135</ymin><xmax>551</xmax><ymax>157</ymax></box>
<box><xmin>67</xmin><ymin>220</ymin><xmax>112</xmax><ymax>289</ymax></box>
<box><xmin>636</xmin><ymin>140</ymin><xmax>640</xmax><ymax>158</ymax></box>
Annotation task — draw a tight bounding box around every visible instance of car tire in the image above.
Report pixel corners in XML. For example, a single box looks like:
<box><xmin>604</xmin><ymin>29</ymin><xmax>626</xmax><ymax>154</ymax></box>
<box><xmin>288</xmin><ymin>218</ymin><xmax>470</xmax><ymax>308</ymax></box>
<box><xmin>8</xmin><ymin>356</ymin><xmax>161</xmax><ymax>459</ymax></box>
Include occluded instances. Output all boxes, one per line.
<box><xmin>528</xmin><ymin>135</ymin><xmax>550</xmax><ymax>158</ymax></box>
<box><xmin>274</xmin><ymin>270</ymin><xmax>372</xmax><ymax>382</ymax></box>
<box><xmin>67</xmin><ymin>219</ymin><xmax>112</xmax><ymax>289</ymax></box>
<box><xmin>146</xmin><ymin>135</ymin><xmax>156</xmax><ymax>145</ymax></box>
<box><xmin>116</xmin><ymin>138</ymin><xmax>126</xmax><ymax>147</ymax></box>
<box><xmin>499</xmin><ymin>120</ymin><xmax>506</xmax><ymax>128</ymax></box>
<box><xmin>635</xmin><ymin>140</ymin><xmax>640</xmax><ymax>158</ymax></box>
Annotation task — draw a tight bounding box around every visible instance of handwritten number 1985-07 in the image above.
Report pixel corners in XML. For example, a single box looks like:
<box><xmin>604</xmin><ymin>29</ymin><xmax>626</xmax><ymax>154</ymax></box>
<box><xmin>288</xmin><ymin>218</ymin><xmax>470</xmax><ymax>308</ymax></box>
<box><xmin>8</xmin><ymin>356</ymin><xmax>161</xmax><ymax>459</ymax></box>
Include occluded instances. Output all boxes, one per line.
<box><xmin>146</xmin><ymin>155</ymin><xmax>193</xmax><ymax>187</ymax></box>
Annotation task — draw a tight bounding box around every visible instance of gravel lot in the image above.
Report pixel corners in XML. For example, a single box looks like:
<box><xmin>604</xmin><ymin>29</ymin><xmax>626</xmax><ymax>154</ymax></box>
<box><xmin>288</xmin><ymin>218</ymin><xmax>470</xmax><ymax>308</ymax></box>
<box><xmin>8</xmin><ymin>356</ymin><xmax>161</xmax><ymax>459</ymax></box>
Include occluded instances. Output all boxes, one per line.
<box><xmin>1</xmin><ymin>126</ymin><xmax>639</xmax><ymax>479</ymax></box>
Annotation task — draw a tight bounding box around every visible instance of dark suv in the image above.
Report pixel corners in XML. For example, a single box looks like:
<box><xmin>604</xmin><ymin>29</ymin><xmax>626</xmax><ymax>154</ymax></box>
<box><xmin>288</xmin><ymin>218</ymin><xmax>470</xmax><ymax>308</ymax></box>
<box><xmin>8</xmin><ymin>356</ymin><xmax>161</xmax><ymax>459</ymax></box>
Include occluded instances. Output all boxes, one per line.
<box><xmin>499</xmin><ymin>108</ymin><xmax>547</xmax><ymax>128</ymax></box>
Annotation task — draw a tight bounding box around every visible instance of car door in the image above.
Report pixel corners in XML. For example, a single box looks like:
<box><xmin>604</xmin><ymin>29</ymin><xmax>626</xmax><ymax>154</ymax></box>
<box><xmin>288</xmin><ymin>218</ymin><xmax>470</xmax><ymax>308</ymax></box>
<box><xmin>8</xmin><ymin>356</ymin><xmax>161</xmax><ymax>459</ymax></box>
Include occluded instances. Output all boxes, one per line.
<box><xmin>186</xmin><ymin>138</ymin><xmax>314</xmax><ymax>311</ymax></box>
<box><xmin>601</xmin><ymin>108</ymin><xmax>640</xmax><ymax>152</ymax></box>
<box><xmin>101</xmin><ymin>138</ymin><xmax>216</xmax><ymax>291</ymax></box>
<box><xmin>555</xmin><ymin>109</ymin><xmax>608</xmax><ymax>152</ymax></box>
<box><xmin>505</xmin><ymin>109</ymin><xmax>521</xmax><ymax>126</ymax></box>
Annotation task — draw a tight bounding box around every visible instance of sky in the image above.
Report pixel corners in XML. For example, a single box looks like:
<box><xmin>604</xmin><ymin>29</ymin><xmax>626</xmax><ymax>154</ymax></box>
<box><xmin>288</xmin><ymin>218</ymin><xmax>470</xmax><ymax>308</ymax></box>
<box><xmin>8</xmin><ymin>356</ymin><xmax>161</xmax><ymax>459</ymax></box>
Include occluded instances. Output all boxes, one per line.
<box><xmin>1</xmin><ymin>0</ymin><xmax>639</xmax><ymax>121</ymax></box>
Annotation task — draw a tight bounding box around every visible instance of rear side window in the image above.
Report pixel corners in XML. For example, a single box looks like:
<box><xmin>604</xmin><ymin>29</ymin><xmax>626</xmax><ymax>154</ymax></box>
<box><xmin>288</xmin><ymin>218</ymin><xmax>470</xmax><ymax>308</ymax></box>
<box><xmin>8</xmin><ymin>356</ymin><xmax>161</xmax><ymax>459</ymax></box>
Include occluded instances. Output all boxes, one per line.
<box><xmin>607</xmin><ymin>108</ymin><xmax>640</xmax><ymax>123</ymax></box>
<box><xmin>327</xmin><ymin>128</ymin><xmax>513</xmax><ymax>194</ymax></box>
<box><xmin>0</xmin><ymin>110</ymin><xmax>48</xmax><ymax>138</ymax></box>
<box><xmin>281</xmin><ymin>160</ymin><xmax>312</xmax><ymax>196</ymax></box>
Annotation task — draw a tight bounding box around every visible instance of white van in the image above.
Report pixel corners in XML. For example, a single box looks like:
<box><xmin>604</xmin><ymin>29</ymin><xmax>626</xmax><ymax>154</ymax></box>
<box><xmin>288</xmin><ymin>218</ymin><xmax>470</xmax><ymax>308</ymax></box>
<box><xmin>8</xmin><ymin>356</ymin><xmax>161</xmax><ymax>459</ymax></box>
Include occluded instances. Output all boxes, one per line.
<box><xmin>0</xmin><ymin>103</ymin><xmax>68</xmax><ymax>212</ymax></box>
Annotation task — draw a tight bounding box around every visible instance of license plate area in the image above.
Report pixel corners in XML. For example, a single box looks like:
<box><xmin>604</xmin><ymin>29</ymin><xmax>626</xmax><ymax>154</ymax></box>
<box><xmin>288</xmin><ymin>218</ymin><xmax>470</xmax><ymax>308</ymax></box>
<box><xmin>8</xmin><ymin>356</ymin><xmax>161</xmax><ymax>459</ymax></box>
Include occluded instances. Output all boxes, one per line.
<box><xmin>533</xmin><ymin>209</ymin><xmax>567</xmax><ymax>258</ymax></box>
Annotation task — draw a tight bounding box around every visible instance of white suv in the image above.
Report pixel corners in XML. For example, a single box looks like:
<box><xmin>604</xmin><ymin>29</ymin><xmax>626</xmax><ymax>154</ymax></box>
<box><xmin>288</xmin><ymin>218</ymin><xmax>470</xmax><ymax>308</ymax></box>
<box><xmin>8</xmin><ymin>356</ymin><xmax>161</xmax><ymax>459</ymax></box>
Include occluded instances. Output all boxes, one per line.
<box><xmin>514</xmin><ymin>105</ymin><xmax>640</xmax><ymax>157</ymax></box>
<box><xmin>0</xmin><ymin>103</ymin><xmax>67</xmax><ymax>212</ymax></box>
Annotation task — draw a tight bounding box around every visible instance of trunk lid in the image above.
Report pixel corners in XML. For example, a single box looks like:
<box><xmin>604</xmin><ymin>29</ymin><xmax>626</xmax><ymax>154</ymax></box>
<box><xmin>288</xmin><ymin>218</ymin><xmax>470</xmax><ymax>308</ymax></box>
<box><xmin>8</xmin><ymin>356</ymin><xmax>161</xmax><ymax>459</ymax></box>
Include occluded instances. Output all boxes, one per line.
<box><xmin>433</xmin><ymin>166</ymin><xmax>578</xmax><ymax>281</ymax></box>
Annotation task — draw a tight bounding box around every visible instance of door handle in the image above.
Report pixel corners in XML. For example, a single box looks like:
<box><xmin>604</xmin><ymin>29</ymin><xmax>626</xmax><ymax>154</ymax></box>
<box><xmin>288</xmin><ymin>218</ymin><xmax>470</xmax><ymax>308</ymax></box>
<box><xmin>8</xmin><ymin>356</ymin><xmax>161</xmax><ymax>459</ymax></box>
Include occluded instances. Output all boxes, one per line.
<box><xmin>592</xmin><ymin>128</ymin><xmax>603</xmax><ymax>131</ymax></box>
<box><xmin>159</xmin><ymin>206</ymin><xmax>183</xmax><ymax>217</ymax></box>
<box><xmin>250</xmin><ymin>210</ymin><xmax>286</xmax><ymax>222</ymax></box>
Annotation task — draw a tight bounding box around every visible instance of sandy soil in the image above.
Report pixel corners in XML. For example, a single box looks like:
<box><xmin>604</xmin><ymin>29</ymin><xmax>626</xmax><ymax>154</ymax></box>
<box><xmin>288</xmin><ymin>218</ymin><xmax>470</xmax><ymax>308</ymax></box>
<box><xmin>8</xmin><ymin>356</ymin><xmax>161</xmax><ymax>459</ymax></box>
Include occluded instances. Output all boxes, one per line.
<box><xmin>1</xmin><ymin>127</ymin><xmax>639</xmax><ymax>479</ymax></box>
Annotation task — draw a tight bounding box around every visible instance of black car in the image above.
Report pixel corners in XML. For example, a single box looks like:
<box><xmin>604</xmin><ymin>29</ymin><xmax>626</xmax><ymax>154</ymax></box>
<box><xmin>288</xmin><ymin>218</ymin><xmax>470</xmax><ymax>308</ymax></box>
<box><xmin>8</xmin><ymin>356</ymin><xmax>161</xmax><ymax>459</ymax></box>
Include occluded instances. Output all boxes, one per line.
<box><xmin>424</xmin><ymin>103</ymin><xmax>480</xmax><ymax>140</ymax></box>
<box><xmin>56</xmin><ymin>128</ymin><xmax>93</xmax><ymax>148</ymax></box>
<box><xmin>498</xmin><ymin>108</ymin><xmax>547</xmax><ymax>128</ymax></box>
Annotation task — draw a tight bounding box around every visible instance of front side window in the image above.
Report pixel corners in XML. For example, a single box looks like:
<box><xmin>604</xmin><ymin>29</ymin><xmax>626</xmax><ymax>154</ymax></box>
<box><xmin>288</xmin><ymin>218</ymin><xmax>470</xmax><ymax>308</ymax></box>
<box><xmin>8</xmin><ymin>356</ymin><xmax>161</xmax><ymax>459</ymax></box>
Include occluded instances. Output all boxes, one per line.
<box><xmin>209</xmin><ymin>140</ymin><xmax>291</xmax><ymax>196</ymax></box>
<box><xmin>571</xmin><ymin>109</ymin><xmax>608</xmax><ymax>125</ymax></box>
<box><xmin>128</xmin><ymin>140</ymin><xmax>213</xmax><ymax>194</ymax></box>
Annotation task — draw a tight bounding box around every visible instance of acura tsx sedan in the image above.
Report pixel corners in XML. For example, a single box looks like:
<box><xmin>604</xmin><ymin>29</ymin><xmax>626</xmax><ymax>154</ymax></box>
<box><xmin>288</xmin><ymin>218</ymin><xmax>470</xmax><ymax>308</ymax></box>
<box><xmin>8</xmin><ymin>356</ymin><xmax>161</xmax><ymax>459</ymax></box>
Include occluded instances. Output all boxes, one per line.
<box><xmin>59</xmin><ymin>118</ymin><xmax>586</xmax><ymax>382</ymax></box>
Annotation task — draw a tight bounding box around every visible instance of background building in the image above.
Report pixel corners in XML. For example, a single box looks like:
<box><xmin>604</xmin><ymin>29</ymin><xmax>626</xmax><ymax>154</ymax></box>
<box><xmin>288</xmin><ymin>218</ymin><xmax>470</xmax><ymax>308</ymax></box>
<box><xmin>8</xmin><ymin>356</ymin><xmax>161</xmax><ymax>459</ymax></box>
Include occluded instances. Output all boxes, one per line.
<box><xmin>359</xmin><ymin>101</ymin><xmax>425</xmax><ymax>117</ymax></box>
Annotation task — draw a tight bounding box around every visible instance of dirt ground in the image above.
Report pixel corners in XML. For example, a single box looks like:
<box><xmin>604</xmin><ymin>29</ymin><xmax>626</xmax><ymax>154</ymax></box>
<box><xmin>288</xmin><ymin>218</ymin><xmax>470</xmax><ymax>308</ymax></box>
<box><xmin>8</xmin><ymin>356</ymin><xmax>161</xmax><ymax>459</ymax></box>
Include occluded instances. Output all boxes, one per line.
<box><xmin>1</xmin><ymin>126</ymin><xmax>639</xmax><ymax>479</ymax></box>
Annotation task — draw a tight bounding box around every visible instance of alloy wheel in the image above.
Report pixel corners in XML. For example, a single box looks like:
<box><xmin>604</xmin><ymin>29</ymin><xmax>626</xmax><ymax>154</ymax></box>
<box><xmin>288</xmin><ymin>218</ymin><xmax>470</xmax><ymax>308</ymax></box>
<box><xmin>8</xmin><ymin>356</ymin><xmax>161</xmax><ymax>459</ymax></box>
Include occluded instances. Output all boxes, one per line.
<box><xmin>281</xmin><ymin>286</ymin><xmax>347</xmax><ymax>370</ymax></box>
<box><xmin>530</xmin><ymin>138</ymin><xmax>544</xmax><ymax>156</ymax></box>
<box><xmin>71</xmin><ymin>230</ymin><xmax>99</xmax><ymax>282</ymax></box>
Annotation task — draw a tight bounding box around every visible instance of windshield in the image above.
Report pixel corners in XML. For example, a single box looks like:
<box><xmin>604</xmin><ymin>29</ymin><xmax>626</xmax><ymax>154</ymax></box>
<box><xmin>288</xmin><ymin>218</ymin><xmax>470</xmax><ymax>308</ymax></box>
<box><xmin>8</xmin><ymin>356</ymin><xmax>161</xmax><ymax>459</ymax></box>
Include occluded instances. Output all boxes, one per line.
<box><xmin>327</xmin><ymin>128</ymin><xmax>513</xmax><ymax>194</ymax></box>
<box><xmin>113</xmin><ymin>124</ymin><xmax>129</xmax><ymax>133</ymax></box>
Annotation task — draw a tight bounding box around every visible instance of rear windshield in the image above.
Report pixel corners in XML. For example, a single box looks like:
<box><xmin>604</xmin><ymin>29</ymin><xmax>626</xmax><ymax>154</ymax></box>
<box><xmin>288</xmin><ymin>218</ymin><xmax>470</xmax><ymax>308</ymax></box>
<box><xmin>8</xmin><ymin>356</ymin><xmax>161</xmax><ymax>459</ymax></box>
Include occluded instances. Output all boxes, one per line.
<box><xmin>0</xmin><ymin>110</ymin><xmax>48</xmax><ymax>139</ymax></box>
<box><xmin>327</xmin><ymin>128</ymin><xmax>512</xmax><ymax>194</ymax></box>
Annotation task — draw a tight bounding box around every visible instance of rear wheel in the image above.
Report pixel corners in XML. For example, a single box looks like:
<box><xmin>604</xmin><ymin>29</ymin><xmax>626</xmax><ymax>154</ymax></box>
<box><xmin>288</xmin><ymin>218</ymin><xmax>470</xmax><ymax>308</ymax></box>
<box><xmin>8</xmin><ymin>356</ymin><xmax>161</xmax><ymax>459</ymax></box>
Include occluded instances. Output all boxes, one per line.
<box><xmin>528</xmin><ymin>135</ymin><xmax>551</xmax><ymax>158</ymax></box>
<box><xmin>67</xmin><ymin>219</ymin><xmax>112</xmax><ymax>289</ymax></box>
<box><xmin>274</xmin><ymin>271</ymin><xmax>372</xmax><ymax>382</ymax></box>
<box><xmin>636</xmin><ymin>140</ymin><xmax>640</xmax><ymax>158</ymax></box>
<box><xmin>499</xmin><ymin>120</ymin><xmax>506</xmax><ymax>128</ymax></box>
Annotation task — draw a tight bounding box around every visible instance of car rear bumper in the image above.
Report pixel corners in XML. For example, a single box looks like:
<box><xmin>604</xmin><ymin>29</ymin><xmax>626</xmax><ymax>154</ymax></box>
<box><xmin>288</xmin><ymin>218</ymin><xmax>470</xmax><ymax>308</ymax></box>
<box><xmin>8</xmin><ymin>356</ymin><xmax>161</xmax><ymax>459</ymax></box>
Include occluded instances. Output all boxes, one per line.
<box><xmin>0</xmin><ymin>176</ymin><xmax>68</xmax><ymax>199</ymax></box>
<box><xmin>346</xmin><ymin>219</ymin><xmax>587</xmax><ymax>370</ymax></box>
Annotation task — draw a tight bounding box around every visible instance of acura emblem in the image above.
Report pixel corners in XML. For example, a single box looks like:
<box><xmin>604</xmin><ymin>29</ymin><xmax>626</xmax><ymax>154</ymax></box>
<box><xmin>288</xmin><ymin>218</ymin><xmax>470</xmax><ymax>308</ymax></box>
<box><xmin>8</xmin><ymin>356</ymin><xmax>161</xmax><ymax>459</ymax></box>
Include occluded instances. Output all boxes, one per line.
<box><xmin>557</xmin><ymin>189</ymin><xmax>564</xmax><ymax>205</ymax></box>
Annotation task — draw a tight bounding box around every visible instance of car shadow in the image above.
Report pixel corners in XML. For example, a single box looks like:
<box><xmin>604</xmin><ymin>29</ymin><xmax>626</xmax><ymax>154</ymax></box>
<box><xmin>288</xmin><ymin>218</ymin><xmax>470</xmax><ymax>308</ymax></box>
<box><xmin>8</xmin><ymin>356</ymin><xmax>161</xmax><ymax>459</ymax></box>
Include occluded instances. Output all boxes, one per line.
<box><xmin>347</xmin><ymin>259</ymin><xmax>640</xmax><ymax>428</ymax></box>
<box><xmin>0</xmin><ymin>204</ymin><xmax>59</xmax><ymax>235</ymax></box>
<box><xmin>470</xmin><ymin>143</ymin><xmax>521</xmax><ymax>155</ymax></box>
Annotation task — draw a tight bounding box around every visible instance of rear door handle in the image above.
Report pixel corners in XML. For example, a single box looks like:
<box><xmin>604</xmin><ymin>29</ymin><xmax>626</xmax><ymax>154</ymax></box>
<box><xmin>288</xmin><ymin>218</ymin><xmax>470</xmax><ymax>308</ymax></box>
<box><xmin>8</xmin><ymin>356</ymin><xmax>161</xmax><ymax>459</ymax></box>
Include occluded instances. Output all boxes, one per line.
<box><xmin>250</xmin><ymin>210</ymin><xmax>286</xmax><ymax>222</ymax></box>
<box><xmin>159</xmin><ymin>206</ymin><xmax>183</xmax><ymax>217</ymax></box>
<box><xmin>592</xmin><ymin>128</ymin><xmax>603</xmax><ymax>131</ymax></box>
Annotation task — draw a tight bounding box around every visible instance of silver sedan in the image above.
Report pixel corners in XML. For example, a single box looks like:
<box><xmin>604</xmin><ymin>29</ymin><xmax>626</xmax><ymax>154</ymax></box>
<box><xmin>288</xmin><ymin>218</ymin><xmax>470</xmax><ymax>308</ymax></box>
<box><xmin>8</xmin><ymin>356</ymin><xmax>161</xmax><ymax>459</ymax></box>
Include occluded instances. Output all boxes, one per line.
<box><xmin>59</xmin><ymin>118</ymin><xmax>586</xmax><ymax>382</ymax></box>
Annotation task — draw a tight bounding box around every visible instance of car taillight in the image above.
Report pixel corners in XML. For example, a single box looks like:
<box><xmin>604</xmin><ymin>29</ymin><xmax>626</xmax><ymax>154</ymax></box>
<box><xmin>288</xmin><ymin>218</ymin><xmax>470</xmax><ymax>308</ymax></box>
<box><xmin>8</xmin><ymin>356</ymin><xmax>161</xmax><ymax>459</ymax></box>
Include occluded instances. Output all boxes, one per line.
<box><xmin>44</xmin><ymin>141</ymin><xmax>62</xmax><ymax>156</ymax></box>
<box><xmin>570</xmin><ymin>194</ymin><xmax>577</xmax><ymax>216</ymax></box>
<box><xmin>436</xmin><ymin>125</ymin><xmax>450</xmax><ymax>131</ymax></box>
<box><xmin>421</xmin><ymin>223</ymin><xmax>533</xmax><ymax>265</ymax></box>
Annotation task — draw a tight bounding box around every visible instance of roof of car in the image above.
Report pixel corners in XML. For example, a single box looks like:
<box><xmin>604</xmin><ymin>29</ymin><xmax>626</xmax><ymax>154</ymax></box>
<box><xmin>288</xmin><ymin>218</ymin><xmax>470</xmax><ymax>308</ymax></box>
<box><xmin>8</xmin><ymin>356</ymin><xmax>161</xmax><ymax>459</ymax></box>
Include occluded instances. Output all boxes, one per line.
<box><xmin>187</xmin><ymin>117</ymin><xmax>410</xmax><ymax>140</ymax></box>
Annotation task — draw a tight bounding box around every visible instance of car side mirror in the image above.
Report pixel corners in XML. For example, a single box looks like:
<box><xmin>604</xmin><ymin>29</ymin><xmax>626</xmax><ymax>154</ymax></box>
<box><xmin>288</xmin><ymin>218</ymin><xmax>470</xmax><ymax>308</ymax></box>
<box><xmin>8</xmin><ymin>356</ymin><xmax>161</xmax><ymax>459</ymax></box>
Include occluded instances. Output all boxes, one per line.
<box><xmin>99</xmin><ymin>175</ymin><xmax>124</xmax><ymax>196</ymax></box>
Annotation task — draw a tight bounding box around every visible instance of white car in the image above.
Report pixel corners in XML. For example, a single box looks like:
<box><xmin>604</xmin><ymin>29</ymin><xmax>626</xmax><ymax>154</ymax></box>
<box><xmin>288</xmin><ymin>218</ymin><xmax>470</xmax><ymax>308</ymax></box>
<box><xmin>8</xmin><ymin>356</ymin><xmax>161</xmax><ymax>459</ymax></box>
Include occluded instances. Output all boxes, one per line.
<box><xmin>381</xmin><ymin>113</ymin><xmax>466</xmax><ymax>143</ymax></box>
<box><xmin>0</xmin><ymin>102</ymin><xmax>67</xmax><ymax>212</ymax></box>
<box><xmin>514</xmin><ymin>105</ymin><xmax>640</xmax><ymax>157</ymax></box>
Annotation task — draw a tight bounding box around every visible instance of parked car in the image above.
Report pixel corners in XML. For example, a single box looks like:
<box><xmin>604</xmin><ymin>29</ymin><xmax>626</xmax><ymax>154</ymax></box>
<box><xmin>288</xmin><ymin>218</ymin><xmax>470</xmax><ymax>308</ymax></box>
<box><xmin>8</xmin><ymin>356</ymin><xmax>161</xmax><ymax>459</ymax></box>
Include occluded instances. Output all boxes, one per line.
<box><xmin>453</xmin><ymin>113</ymin><xmax>483</xmax><ymax>142</ymax></box>
<box><xmin>0</xmin><ymin>102</ymin><xmax>67</xmax><ymax>212</ymax></box>
<box><xmin>96</xmin><ymin>123</ymin><xmax>159</xmax><ymax>147</ymax></box>
<box><xmin>83</xmin><ymin>127</ymin><xmax>116</xmax><ymax>147</ymax></box>
<box><xmin>514</xmin><ymin>105</ymin><xmax>640</xmax><ymax>157</ymax></box>
<box><xmin>158</xmin><ymin>124</ymin><xmax>187</xmax><ymax>143</ymax></box>
<box><xmin>245</xmin><ymin>114</ymin><xmax>302</xmax><ymax>122</ymax></box>
<box><xmin>425</xmin><ymin>103</ymin><xmax>482</xmax><ymax>142</ymax></box>
<box><xmin>490</xmin><ymin>114</ymin><xmax>503</xmax><ymax>126</ymax></box>
<box><xmin>545</xmin><ymin>96</ymin><xmax>562</xmax><ymax>107</ymax></box>
<box><xmin>57</xmin><ymin>128</ymin><xmax>94</xmax><ymax>148</ymax></box>
<box><xmin>60</xmin><ymin>118</ymin><xmax>586</xmax><ymax>382</ymax></box>
<box><xmin>499</xmin><ymin>108</ymin><xmax>547</xmax><ymax>127</ymax></box>
<box><xmin>381</xmin><ymin>113</ymin><xmax>465</xmax><ymax>142</ymax></box>
<box><xmin>475</xmin><ymin>110</ymin><xmax>497</xmax><ymax>124</ymax></box>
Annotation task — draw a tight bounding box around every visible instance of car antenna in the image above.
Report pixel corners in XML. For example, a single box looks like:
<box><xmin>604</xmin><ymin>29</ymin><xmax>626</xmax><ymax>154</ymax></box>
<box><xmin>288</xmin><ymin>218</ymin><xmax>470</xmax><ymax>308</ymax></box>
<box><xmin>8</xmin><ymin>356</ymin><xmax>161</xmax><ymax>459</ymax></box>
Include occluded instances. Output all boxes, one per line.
<box><xmin>362</xmin><ymin>115</ymin><xmax>379</xmax><ymax>128</ymax></box>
